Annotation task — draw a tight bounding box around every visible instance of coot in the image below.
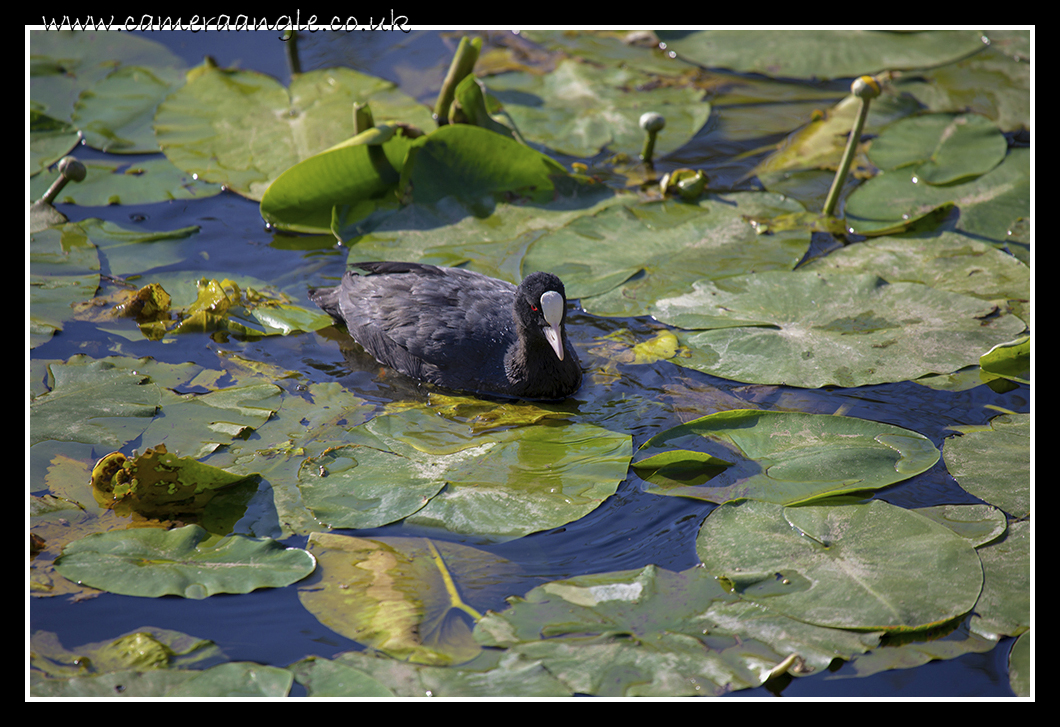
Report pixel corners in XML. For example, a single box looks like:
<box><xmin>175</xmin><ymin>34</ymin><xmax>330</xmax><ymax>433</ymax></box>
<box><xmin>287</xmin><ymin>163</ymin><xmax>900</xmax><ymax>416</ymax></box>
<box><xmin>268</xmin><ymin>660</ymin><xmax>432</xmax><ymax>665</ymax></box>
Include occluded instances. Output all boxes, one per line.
<box><xmin>309</xmin><ymin>262</ymin><xmax>582</xmax><ymax>400</ymax></box>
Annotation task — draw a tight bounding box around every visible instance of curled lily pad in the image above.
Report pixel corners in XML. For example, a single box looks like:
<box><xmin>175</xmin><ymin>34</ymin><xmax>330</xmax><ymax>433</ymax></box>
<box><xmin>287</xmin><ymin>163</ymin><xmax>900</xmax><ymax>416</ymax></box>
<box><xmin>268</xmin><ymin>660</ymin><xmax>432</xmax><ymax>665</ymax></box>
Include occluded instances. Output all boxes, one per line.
<box><xmin>697</xmin><ymin>499</ymin><xmax>984</xmax><ymax>631</ymax></box>
<box><xmin>53</xmin><ymin>524</ymin><xmax>315</xmax><ymax>599</ymax></box>
<box><xmin>90</xmin><ymin>444</ymin><xmax>254</xmax><ymax>518</ymax></box>
<box><xmin>633</xmin><ymin>409</ymin><xmax>939</xmax><ymax>505</ymax></box>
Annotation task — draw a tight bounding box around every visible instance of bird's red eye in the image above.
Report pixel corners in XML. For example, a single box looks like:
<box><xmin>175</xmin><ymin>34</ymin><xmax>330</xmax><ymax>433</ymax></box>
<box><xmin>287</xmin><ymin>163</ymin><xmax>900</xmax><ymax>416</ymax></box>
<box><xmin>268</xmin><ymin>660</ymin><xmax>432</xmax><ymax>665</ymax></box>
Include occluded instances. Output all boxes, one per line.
<box><xmin>531</xmin><ymin>304</ymin><xmax>538</xmax><ymax>311</ymax></box>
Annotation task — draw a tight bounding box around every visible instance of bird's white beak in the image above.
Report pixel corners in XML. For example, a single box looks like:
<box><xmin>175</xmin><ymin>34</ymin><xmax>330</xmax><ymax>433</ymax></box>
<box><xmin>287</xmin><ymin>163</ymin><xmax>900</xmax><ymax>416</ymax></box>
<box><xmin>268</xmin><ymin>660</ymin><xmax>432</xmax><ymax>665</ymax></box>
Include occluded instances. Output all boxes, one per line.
<box><xmin>540</xmin><ymin>290</ymin><xmax>565</xmax><ymax>361</ymax></box>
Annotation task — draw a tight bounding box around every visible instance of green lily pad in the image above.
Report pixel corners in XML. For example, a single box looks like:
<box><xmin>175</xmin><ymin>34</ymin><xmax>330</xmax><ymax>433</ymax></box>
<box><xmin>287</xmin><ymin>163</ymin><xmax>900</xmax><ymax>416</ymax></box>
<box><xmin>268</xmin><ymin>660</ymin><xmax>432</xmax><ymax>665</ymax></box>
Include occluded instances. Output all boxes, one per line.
<box><xmin>655</xmin><ymin>29</ymin><xmax>987</xmax><ymax>80</ymax></box>
<box><xmin>298</xmin><ymin>533</ymin><xmax>520</xmax><ymax>666</ymax></box>
<box><xmin>29</xmin><ymin>109</ymin><xmax>81</xmax><ymax>175</ymax></box>
<box><xmin>260</xmin><ymin>125</ymin><xmax>417</xmax><ymax>234</ymax></box>
<box><xmin>155</xmin><ymin>61</ymin><xmax>433</xmax><ymax>200</ymax></box>
<box><xmin>697</xmin><ymin>499</ymin><xmax>984</xmax><ymax>631</ymax></box>
<box><xmin>30</xmin><ymin>356</ymin><xmax>161</xmax><ymax>447</ymax></box>
<box><xmin>29</xmin><ymin>29</ymin><xmax>186</xmax><ymax>123</ymax></box>
<box><xmin>1009</xmin><ymin>631</ymin><xmax>1030</xmax><ymax>697</ymax></box>
<box><xmin>867</xmin><ymin>112</ymin><xmax>1008</xmax><ymax>185</ymax></box>
<box><xmin>650</xmin><ymin>271</ymin><xmax>1026</xmax><ymax>388</ymax></box>
<box><xmin>31</xmin><ymin>662</ymin><xmax>293</xmax><ymax>698</ymax></box>
<box><xmin>29</xmin><ymin>157</ymin><xmax>222</xmax><ymax>206</ymax></box>
<box><xmin>399</xmin><ymin>123</ymin><xmax>576</xmax><ymax>208</ymax></box>
<box><xmin>844</xmin><ymin>146</ymin><xmax>1029</xmax><ymax>240</ymax></box>
<box><xmin>633</xmin><ymin>409</ymin><xmax>939</xmax><ymax>505</ymax></box>
<box><xmin>943</xmin><ymin>413</ymin><xmax>1029</xmax><ymax>518</ymax></box>
<box><xmin>73</xmin><ymin>64</ymin><xmax>187</xmax><ymax>153</ymax></box>
<box><xmin>291</xmin><ymin>649</ymin><xmax>570</xmax><ymax>697</ymax></box>
<box><xmin>53</xmin><ymin>524</ymin><xmax>315</xmax><ymax>599</ymax></box>
<box><xmin>970</xmin><ymin>519</ymin><xmax>1030</xmax><ymax>640</ymax></box>
<box><xmin>30</xmin><ymin>627</ymin><xmax>222</xmax><ymax>678</ymax></box>
<box><xmin>800</xmin><ymin>232</ymin><xmax>1030</xmax><ymax>310</ymax></box>
<box><xmin>90</xmin><ymin>444</ymin><xmax>255</xmax><ymax>518</ymax></box>
<box><xmin>475</xmin><ymin>563</ymin><xmax>877</xmax><ymax>696</ymax></box>
<box><xmin>523</xmin><ymin>193</ymin><xmax>810</xmax><ymax>317</ymax></box>
<box><xmin>29</xmin><ymin>221</ymin><xmax>101</xmax><ymax>348</ymax></box>
<box><xmin>482</xmin><ymin>58</ymin><xmax>711</xmax><ymax>158</ymax></box>
<box><xmin>979</xmin><ymin>336</ymin><xmax>1030</xmax><ymax>385</ymax></box>
<box><xmin>298</xmin><ymin>407</ymin><xmax>631</xmax><ymax>540</ymax></box>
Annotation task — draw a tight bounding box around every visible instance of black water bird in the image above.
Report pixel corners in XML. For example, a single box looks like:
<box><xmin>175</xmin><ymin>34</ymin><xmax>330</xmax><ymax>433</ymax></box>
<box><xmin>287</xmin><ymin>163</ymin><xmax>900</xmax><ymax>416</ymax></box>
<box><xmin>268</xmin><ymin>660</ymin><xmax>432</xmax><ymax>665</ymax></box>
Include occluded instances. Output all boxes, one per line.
<box><xmin>309</xmin><ymin>262</ymin><xmax>582</xmax><ymax>400</ymax></box>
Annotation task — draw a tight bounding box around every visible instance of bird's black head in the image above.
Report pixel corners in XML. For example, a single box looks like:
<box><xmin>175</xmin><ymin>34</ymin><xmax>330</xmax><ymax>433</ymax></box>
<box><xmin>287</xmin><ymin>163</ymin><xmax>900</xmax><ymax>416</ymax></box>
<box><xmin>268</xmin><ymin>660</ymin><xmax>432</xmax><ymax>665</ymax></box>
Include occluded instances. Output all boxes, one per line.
<box><xmin>515</xmin><ymin>272</ymin><xmax>569</xmax><ymax>360</ymax></box>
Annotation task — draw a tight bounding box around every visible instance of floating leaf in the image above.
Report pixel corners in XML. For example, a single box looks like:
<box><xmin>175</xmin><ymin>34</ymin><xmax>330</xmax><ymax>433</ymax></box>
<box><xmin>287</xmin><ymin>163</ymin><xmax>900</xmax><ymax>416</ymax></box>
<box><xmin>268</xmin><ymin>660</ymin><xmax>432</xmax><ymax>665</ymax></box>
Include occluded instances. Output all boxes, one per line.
<box><xmin>28</xmin><ymin>157</ymin><xmax>221</xmax><ymax>206</ymax></box>
<box><xmin>90</xmin><ymin>444</ymin><xmax>254</xmax><ymax>518</ymax></box>
<box><xmin>943</xmin><ymin>413</ymin><xmax>1029</xmax><ymax>518</ymax></box>
<box><xmin>260</xmin><ymin>124</ymin><xmax>418</xmax><ymax>235</ymax></box>
<box><xmin>53</xmin><ymin>524</ymin><xmax>315</xmax><ymax>599</ymax></box>
<box><xmin>979</xmin><ymin>336</ymin><xmax>1030</xmax><ymax>385</ymax></box>
<box><xmin>30</xmin><ymin>357</ymin><xmax>160</xmax><ymax>447</ymax></box>
<box><xmin>650</xmin><ymin>271</ymin><xmax>1026</xmax><ymax>388</ymax></box>
<box><xmin>970</xmin><ymin>520</ymin><xmax>1030</xmax><ymax>639</ymax></box>
<box><xmin>475</xmin><ymin>563</ymin><xmax>876</xmax><ymax>696</ymax></box>
<box><xmin>30</xmin><ymin>627</ymin><xmax>222</xmax><ymax>678</ymax></box>
<box><xmin>299</xmin><ymin>407</ymin><xmax>631</xmax><ymax>539</ymax></box>
<box><xmin>523</xmin><ymin>194</ymin><xmax>809</xmax><ymax>318</ymax></box>
<box><xmin>73</xmin><ymin>64</ymin><xmax>187</xmax><ymax>153</ymax></box>
<box><xmin>697</xmin><ymin>499</ymin><xmax>984</xmax><ymax>631</ymax></box>
<box><xmin>398</xmin><ymin>124</ymin><xmax>575</xmax><ymax>208</ymax></box>
<box><xmin>291</xmin><ymin>649</ymin><xmax>569</xmax><ymax>698</ymax></box>
<box><xmin>844</xmin><ymin>146</ymin><xmax>1029</xmax><ymax>241</ymax></box>
<box><xmin>655</xmin><ymin>29</ymin><xmax>986</xmax><ymax>80</ymax></box>
<box><xmin>155</xmin><ymin>62</ymin><xmax>433</xmax><ymax>200</ymax></box>
<box><xmin>633</xmin><ymin>409</ymin><xmax>939</xmax><ymax>505</ymax></box>
<box><xmin>867</xmin><ymin>112</ymin><xmax>1008</xmax><ymax>185</ymax></box>
<box><xmin>298</xmin><ymin>533</ymin><xmax>519</xmax><ymax>665</ymax></box>
<box><xmin>31</xmin><ymin>662</ymin><xmax>293</xmax><ymax>698</ymax></box>
<box><xmin>483</xmin><ymin>58</ymin><xmax>710</xmax><ymax>158</ymax></box>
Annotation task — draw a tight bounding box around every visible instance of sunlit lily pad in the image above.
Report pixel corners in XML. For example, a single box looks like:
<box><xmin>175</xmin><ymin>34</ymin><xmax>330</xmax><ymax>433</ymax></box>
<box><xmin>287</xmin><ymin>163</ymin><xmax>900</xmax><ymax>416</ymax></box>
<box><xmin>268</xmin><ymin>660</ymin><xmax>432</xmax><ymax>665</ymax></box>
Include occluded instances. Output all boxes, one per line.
<box><xmin>90</xmin><ymin>444</ymin><xmax>254</xmax><ymax>518</ymax></box>
<box><xmin>867</xmin><ymin>112</ymin><xmax>1008</xmax><ymax>185</ymax></box>
<box><xmin>969</xmin><ymin>519</ymin><xmax>1030</xmax><ymax>639</ymax></box>
<box><xmin>475</xmin><ymin>563</ymin><xmax>877</xmax><ymax>696</ymax></box>
<box><xmin>299</xmin><ymin>407</ymin><xmax>631</xmax><ymax>539</ymax></box>
<box><xmin>524</xmin><ymin>193</ymin><xmax>810</xmax><ymax>317</ymax></box>
<box><xmin>298</xmin><ymin>533</ymin><xmax>520</xmax><ymax>666</ymax></box>
<box><xmin>655</xmin><ymin>29</ymin><xmax>986</xmax><ymax>80</ymax></box>
<box><xmin>801</xmin><ymin>232</ymin><xmax>1030</xmax><ymax>311</ymax></box>
<box><xmin>73</xmin><ymin>64</ymin><xmax>187</xmax><ymax>153</ymax></box>
<box><xmin>979</xmin><ymin>336</ymin><xmax>1030</xmax><ymax>385</ymax></box>
<box><xmin>650</xmin><ymin>271</ymin><xmax>1026</xmax><ymax>388</ymax></box>
<box><xmin>844</xmin><ymin>146</ymin><xmax>1029</xmax><ymax>240</ymax></box>
<box><xmin>291</xmin><ymin>649</ymin><xmax>570</xmax><ymax>697</ymax></box>
<box><xmin>53</xmin><ymin>524</ymin><xmax>315</xmax><ymax>599</ymax></box>
<box><xmin>260</xmin><ymin>125</ymin><xmax>417</xmax><ymax>234</ymax></box>
<box><xmin>633</xmin><ymin>409</ymin><xmax>939</xmax><ymax>505</ymax></box>
<box><xmin>155</xmin><ymin>61</ymin><xmax>433</xmax><ymax>200</ymax></box>
<box><xmin>30</xmin><ymin>627</ymin><xmax>222</xmax><ymax>678</ymax></box>
<box><xmin>697</xmin><ymin>499</ymin><xmax>984</xmax><ymax>631</ymax></box>
<box><xmin>398</xmin><ymin>123</ymin><xmax>578</xmax><ymax>208</ymax></box>
<box><xmin>29</xmin><ymin>157</ymin><xmax>222</xmax><ymax>206</ymax></box>
<box><xmin>29</xmin><ymin>221</ymin><xmax>101</xmax><ymax>348</ymax></box>
<box><xmin>482</xmin><ymin>58</ymin><xmax>711</xmax><ymax>158</ymax></box>
<box><xmin>31</xmin><ymin>662</ymin><xmax>293</xmax><ymax>698</ymax></box>
<box><xmin>30</xmin><ymin>356</ymin><xmax>161</xmax><ymax>447</ymax></box>
<box><xmin>943</xmin><ymin>413</ymin><xmax>1029</xmax><ymax>518</ymax></box>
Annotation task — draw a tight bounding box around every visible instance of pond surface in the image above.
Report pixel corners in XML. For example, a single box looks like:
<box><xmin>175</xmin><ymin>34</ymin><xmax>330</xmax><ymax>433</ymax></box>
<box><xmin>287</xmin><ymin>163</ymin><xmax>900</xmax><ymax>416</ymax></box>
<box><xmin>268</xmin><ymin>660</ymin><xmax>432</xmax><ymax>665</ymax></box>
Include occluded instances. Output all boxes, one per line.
<box><xmin>29</xmin><ymin>28</ymin><xmax>1030</xmax><ymax>698</ymax></box>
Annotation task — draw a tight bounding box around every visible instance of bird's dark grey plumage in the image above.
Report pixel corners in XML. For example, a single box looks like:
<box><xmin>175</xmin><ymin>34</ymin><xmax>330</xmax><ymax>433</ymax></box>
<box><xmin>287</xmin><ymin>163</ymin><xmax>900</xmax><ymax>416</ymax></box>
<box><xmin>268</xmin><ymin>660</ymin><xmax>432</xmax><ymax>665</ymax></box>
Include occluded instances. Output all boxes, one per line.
<box><xmin>309</xmin><ymin>262</ymin><xmax>582</xmax><ymax>400</ymax></box>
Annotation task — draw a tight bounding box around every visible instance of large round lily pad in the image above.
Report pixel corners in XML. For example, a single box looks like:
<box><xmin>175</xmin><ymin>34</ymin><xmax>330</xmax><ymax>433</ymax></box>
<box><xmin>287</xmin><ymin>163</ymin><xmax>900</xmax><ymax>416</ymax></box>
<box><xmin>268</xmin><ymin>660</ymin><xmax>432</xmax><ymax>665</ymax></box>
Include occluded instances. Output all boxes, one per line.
<box><xmin>297</xmin><ymin>407</ymin><xmax>631</xmax><ymax>540</ymax></box>
<box><xmin>697</xmin><ymin>499</ymin><xmax>984</xmax><ymax>631</ymax></box>
<box><xmin>651</xmin><ymin>271</ymin><xmax>1026</xmax><ymax>388</ymax></box>
<box><xmin>633</xmin><ymin>409</ymin><xmax>939</xmax><ymax>505</ymax></box>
